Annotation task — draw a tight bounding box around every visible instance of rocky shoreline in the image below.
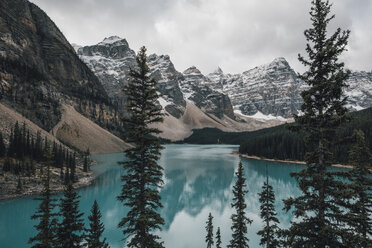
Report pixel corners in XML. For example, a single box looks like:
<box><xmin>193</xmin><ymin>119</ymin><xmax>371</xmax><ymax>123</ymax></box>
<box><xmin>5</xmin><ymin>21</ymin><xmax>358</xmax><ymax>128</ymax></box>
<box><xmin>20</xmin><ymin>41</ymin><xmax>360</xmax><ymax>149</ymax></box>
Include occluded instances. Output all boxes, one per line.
<box><xmin>235</xmin><ymin>152</ymin><xmax>353</xmax><ymax>169</ymax></box>
<box><xmin>0</xmin><ymin>160</ymin><xmax>98</xmax><ymax>201</ymax></box>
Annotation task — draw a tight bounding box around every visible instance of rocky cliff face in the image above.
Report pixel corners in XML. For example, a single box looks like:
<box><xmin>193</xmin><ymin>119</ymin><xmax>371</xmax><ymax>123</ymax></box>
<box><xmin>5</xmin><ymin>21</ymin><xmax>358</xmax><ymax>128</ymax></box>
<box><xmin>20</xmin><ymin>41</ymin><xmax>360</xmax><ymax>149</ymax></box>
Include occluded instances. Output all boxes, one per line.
<box><xmin>77</xmin><ymin>37</ymin><xmax>235</xmax><ymax>120</ymax></box>
<box><xmin>181</xmin><ymin>66</ymin><xmax>235</xmax><ymax>119</ymax></box>
<box><xmin>345</xmin><ymin>71</ymin><xmax>372</xmax><ymax>111</ymax></box>
<box><xmin>206</xmin><ymin>58</ymin><xmax>372</xmax><ymax>118</ymax></box>
<box><xmin>77</xmin><ymin>36</ymin><xmax>136</xmax><ymax>108</ymax></box>
<box><xmin>147</xmin><ymin>54</ymin><xmax>186</xmax><ymax>118</ymax></box>
<box><xmin>206</xmin><ymin>58</ymin><xmax>306</xmax><ymax>118</ymax></box>
<box><xmin>0</xmin><ymin>0</ymin><xmax>112</xmax><ymax>131</ymax></box>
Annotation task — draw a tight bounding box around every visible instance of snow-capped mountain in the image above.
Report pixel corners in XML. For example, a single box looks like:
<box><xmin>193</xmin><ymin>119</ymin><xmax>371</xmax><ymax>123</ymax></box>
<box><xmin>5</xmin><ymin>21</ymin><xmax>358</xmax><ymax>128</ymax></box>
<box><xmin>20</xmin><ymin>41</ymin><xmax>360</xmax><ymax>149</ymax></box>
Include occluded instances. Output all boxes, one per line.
<box><xmin>206</xmin><ymin>58</ymin><xmax>372</xmax><ymax>118</ymax></box>
<box><xmin>75</xmin><ymin>36</ymin><xmax>372</xmax><ymax>140</ymax></box>
<box><xmin>345</xmin><ymin>71</ymin><xmax>372</xmax><ymax>111</ymax></box>
<box><xmin>206</xmin><ymin>57</ymin><xmax>307</xmax><ymax>118</ymax></box>
<box><xmin>180</xmin><ymin>66</ymin><xmax>235</xmax><ymax>119</ymax></box>
<box><xmin>75</xmin><ymin>37</ymin><xmax>278</xmax><ymax>140</ymax></box>
<box><xmin>76</xmin><ymin>37</ymin><xmax>235</xmax><ymax>119</ymax></box>
<box><xmin>77</xmin><ymin>36</ymin><xmax>136</xmax><ymax>107</ymax></box>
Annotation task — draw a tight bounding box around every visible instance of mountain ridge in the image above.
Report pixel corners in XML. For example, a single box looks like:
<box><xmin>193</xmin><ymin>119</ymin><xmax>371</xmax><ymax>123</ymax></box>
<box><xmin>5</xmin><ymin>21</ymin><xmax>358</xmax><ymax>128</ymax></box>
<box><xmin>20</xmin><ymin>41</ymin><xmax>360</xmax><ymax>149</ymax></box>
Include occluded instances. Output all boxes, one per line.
<box><xmin>76</xmin><ymin>36</ymin><xmax>284</xmax><ymax>140</ymax></box>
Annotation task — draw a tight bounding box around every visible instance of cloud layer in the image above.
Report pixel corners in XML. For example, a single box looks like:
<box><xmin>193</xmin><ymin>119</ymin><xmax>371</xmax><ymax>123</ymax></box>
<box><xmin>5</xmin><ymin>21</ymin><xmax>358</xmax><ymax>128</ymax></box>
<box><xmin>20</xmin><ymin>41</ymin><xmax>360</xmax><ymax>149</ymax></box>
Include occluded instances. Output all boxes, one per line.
<box><xmin>30</xmin><ymin>0</ymin><xmax>371</xmax><ymax>74</ymax></box>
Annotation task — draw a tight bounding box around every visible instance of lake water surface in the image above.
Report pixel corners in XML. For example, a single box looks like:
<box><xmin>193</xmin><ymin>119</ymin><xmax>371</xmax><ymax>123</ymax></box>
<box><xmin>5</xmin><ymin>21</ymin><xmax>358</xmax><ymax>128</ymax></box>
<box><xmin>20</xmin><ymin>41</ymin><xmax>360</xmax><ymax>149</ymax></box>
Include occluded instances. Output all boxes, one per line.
<box><xmin>0</xmin><ymin>144</ymin><xmax>303</xmax><ymax>248</ymax></box>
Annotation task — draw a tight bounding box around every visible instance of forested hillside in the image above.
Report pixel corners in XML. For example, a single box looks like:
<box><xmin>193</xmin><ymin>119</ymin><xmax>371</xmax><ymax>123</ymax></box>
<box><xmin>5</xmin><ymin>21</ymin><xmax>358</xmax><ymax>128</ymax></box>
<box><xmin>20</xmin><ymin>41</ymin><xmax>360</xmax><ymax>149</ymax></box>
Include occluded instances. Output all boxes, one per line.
<box><xmin>182</xmin><ymin>107</ymin><xmax>372</xmax><ymax>164</ymax></box>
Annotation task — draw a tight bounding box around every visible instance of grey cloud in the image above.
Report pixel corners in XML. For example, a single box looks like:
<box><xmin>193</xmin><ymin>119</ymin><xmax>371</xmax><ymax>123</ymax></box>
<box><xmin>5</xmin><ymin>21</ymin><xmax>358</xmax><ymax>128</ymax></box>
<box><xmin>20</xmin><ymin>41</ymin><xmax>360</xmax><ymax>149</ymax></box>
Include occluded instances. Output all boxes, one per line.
<box><xmin>30</xmin><ymin>0</ymin><xmax>371</xmax><ymax>74</ymax></box>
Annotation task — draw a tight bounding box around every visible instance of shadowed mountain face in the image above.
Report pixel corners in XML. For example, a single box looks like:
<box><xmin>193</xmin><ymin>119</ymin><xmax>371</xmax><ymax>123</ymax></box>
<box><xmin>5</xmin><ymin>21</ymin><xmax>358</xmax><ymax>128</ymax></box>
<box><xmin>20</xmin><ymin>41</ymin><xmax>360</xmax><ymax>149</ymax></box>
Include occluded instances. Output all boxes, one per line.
<box><xmin>0</xmin><ymin>0</ymin><xmax>111</xmax><ymax>131</ymax></box>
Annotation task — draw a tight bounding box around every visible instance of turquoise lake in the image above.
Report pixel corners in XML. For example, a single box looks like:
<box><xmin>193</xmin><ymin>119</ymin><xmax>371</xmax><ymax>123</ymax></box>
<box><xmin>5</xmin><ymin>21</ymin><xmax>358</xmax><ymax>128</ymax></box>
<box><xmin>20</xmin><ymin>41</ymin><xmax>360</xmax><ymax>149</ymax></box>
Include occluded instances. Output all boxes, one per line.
<box><xmin>0</xmin><ymin>144</ymin><xmax>303</xmax><ymax>248</ymax></box>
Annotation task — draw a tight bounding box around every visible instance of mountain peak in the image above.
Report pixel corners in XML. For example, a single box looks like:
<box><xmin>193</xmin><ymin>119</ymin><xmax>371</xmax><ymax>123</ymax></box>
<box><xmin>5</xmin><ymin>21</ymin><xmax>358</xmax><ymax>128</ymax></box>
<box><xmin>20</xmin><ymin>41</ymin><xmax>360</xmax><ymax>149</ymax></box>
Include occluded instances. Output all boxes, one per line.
<box><xmin>98</xmin><ymin>36</ymin><xmax>128</xmax><ymax>46</ymax></box>
<box><xmin>270</xmin><ymin>57</ymin><xmax>289</xmax><ymax>67</ymax></box>
<box><xmin>213</xmin><ymin>67</ymin><xmax>223</xmax><ymax>74</ymax></box>
<box><xmin>183</xmin><ymin>66</ymin><xmax>201</xmax><ymax>75</ymax></box>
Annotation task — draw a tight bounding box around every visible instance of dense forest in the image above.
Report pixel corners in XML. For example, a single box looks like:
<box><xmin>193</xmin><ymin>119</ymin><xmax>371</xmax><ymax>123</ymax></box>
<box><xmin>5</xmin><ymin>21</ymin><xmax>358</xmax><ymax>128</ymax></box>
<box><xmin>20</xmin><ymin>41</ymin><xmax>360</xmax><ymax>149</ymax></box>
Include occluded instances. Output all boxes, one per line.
<box><xmin>182</xmin><ymin>107</ymin><xmax>372</xmax><ymax>164</ymax></box>
<box><xmin>0</xmin><ymin>121</ymin><xmax>90</xmax><ymax>184</ymax></box>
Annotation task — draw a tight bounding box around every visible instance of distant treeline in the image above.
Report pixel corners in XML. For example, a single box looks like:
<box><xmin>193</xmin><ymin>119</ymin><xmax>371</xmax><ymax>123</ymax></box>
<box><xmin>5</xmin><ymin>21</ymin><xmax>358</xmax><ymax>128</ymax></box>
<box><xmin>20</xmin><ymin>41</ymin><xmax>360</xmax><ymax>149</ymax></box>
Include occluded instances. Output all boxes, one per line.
<box><xmin>181</xmin><ymin>107</ymin><xmax>372</xmax><ymax>164</ymax></box>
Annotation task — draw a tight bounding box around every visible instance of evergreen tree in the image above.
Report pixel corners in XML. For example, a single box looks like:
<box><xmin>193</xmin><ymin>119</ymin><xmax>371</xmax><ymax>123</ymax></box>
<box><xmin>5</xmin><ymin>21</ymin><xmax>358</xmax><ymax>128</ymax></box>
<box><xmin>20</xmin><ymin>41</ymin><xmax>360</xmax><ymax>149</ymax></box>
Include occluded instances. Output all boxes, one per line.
<box><xmin>64</xmin><ymin>167</ymin><xmax>70</xmax><ymax>185</ymax></box>
<box><xmin>216</xmin><ymin>227</ymin><xmax>222</xmax><ymax>248</ymax></box>
<box><xmin>29</xmin><ymin>163</ymin><xmax>58</xmax><ymax>248</ymax></box>
<box><xmin>0</xmin><ymin>131</ymin><xmax>5</xmax><ymax>157</ymax></box>
<box><xmin>117</xmin><ymin>46</ymin><xmax>165</xmax><ymax>248</ymax></box>
<box><xmin>228</xmin><ymin>162</ymin><xmax>252</xmax><ymax>248</ymax></box>
<box><xmin>83</xmin><ymin>148</ymin><xmax>90</xmax><ymax>173</ymax></box>
<box><xmin>283</xmin><ymin>0</ymin><xmax>351</xmax><ymax>247</ymax></box>
<box><xmin>16</xmin><ymin>175</ymin><xmax>23</xmax><ymax>193</ymax></box>
<box><xmin>205</xmin><ymin>213</ymin><xmax>214</xmax><ymax>248</ymax></box>
<box><xmin>7</xmin><ymin>127</ymin><xmax>14</xmax><ymax>157</ymax></box>
<box><xmin>70</xmin><ymin>152</ymin><xmax>76</xmax><ymax>182</ymax></box>
<box><xmin>347</xmin><ymin>130</ymin><xmax>372</xmax><ymax>247</ymax></box>
<box><xmin>35</xmin><ymin>131</ymin><xmax>43</xmax><ymax>161</ymax></box>
<box><xmin>58</xmin><ymin>183</ymin><xmax>85</xmax><ymax>248</ymax></box>
<box><xmin>86</xmin><ymin>200</ymin><xmax>109</xmax><ymax>248</ymax></box>
<box><xmin>257</xmin><ymin>168</ymin><xmax>280</xmax><ymax>248</ymax></box>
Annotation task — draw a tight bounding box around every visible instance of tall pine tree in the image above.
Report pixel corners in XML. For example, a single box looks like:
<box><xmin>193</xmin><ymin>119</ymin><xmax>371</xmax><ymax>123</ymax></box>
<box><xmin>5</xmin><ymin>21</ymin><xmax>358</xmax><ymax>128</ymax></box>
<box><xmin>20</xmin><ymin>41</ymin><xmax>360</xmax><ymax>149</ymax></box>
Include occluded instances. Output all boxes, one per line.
<box><xmin>0</xmin><ymin>131</ymin><xmax>5</xmax><ymax>157</ymax></box>
<box><xmin>216</xmin><ymin>227</ymin><xmax>222</xmax><ymax>248</ymax></box>
<box><xmin>29</xmin><ymin>162</ymin><xmax>58</xmax><ymax>247</ymax></box>
<box><xmin>117</xmin><ymin>46</ymin><xmax>165</xmax><ymax>248</ymax></box>
<box><xmin>83</xmin><ymin>148</ymin><xmax>90</xmax><ymax>172</ymax></box>
<box><xmin>347</xmin><ymin>130</ymin><xmax>372</xmax><ymax>247</ymax></box>
<box><xmin>86</xmin><ymin>200</ymin><xmax>110</xmax><ymax>248</ymax></box>
<box><xmin>205</xmin><ymin>213</ymin><xmax>214</xmax><ymax>248</ymax></box>
<box><xmin>58</xmin><ymin>183</ymin><xmax>85</xmax><ymax>248</ymax></box>
<box><xmin>228</xmin><ymin>162</ymin><xmax>252</xmax><ymax>248</ymax></box>
<box><xmin>257</xmin><ymin>167</ymin><xmax>280</xmax><ymax>248</ymax></box>
<box><xmin>283</xmin><ymin>0</ymin><xmax>351</xmax><ymax>247</ymax></box>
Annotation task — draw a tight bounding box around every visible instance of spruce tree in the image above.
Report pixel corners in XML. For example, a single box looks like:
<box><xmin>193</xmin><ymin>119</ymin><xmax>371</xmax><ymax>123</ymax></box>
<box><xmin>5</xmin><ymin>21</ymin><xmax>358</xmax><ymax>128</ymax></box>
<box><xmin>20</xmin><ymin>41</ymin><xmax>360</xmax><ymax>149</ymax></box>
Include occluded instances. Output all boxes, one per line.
<box><xmin>70</xmin><ymin>152</ymin><xmax>76</xmax><ymax>182</ymax></box>
<box><xmin>283</xmin><ymin>0</ymin><xmax>351</xmax><ymax>247</ymax></box>
<box><xmin>117</xmin><ymin>46</ymin><xmax>165</xmax><ymax>248</ymax></box>
<box><xmin>205</xmin><ymin>213</ymin><xmax>214</xmax><ymax>248</ymax></box>
<box><xmin>83</xmin><ymin>148</ymin><xmax>90</xmax><ymax>172</ymax></box>
<box><xmin>0</xmin><ymin>131</ymin><xmax>6</xmax><ymax>157</ymax></box>
<box><xmin>35</xmin><ymin>131</ymin><xmax>43</xmax><ymax>161</ymax></box>
<box><xmin>58</xmin><ymin>183</ymin><xmax>85</xmax><ymax>248</ymax></box>
<box><xmin>347</xmin><ymin>130</ymin><xmax>372</xmax><ymax>247</ymax></box>
<box><xmin>16</xmin><ymin>175</ymin><xmax>23</xmax><ymax>193</ymax></box>
<box><xmin>257</xmin><ymin>168</ymin><xmax>280</xmax><ymax>248</ymax></box>
<box><xmin>228</xmin><ymin>162</ymin><xmax>252</xmax><ymax>248</ymax></box>
<box><xmin>29</xmin><ymin>163</ymin><xmax>58</xmax><ymax>248</ymax></box>
<box><xmin>86</xmin><ymin>200</ymin><xmax>109</xmax><ymax>248</ymax></box>
<box><xmin>216</xmin><ymin>227</ymin><xmax>222</xmax><ymax>248</ymax></box>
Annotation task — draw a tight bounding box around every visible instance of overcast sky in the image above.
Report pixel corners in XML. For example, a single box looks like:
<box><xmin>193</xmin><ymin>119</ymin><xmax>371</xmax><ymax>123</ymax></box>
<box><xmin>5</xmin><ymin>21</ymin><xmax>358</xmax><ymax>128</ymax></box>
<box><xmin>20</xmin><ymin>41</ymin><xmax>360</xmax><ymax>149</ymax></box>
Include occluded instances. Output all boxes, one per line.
<box><xmin>30</xmin><ymin>0</ymin><xmax>372</xmax><ymax>74</ymax></box>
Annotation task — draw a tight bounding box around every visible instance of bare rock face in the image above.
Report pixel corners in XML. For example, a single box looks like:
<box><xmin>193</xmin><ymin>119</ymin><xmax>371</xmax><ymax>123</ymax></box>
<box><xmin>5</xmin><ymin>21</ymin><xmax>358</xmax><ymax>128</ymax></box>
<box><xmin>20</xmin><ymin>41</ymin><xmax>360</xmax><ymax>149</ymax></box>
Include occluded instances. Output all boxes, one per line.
<box><xmin>0</xmin><ymin>0</ymin><xmax>110</xmax><ymax>131</ymax></box>
<box><xmin>345</xmin><ymin>71</ymin><xmax>372</xmax><ymax>111</ymax></box>
<box><xmin>181</xmin><ymin>66</ymin><xmax>235</xmax><ymax>119</ymax></box>
<box><xmin>206</xmin><ymin>58</ymin><xmax>372</xmax><ymax>118</ymax></box>
<box><xmin>147</xmin><ymin>54</ymin><xmax>186</xmax><ymax>117</ymax></box>
<box><xmin>77</xmin><ymin>37</ymin><xmax>235</xmax><ymax>120</ymax></box>
<box><xmin>206</xmin><ymin>58</ymin><xmax>306</xmax><ymax>118</ymax></box>
<box><xmin>76</xmin><ymin>36</ymin><xmax>136</xmax><ymax>108</ymax></box>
